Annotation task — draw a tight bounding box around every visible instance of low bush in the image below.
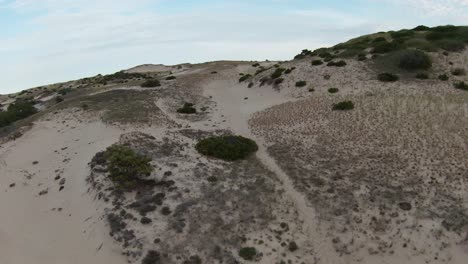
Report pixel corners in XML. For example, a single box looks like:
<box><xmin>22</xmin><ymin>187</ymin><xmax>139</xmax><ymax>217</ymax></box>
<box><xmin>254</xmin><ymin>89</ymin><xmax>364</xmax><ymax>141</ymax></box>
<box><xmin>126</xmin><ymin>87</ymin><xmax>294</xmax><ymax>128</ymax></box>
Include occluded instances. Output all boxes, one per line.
<box><xmin>371</xmin><ymin>41</ymin><xmax>400</xmax><ymax>54</ymax></box>
<box><xmin>274</xmin><ymin>78</ymin><xmax>284</xmax><ymax>85</ymax></box>
<box><xmin>288</xmin><ymin>241</ymin><xmax>299</xmax><ymax>252</ymax></box>
<box><xmin>436</xmin><ymin>39</ymin><xmax>465</xmax><ymax>52</ymax></box>
<box><xmin>328</xmin><ymin>88</ymin><xmax>339</xmax><ymax>93</ymax></box>
<box><xmin>327</xmin><ymin>60</ymin><xmax>347</xmax><ymax>67</ymax></box>
<box><xmin>104</xmin><ymin>145</ymin><xmax>153</xmax><ymax>188</ymax></box>
<box><xmin>311</xmin><ymin>60</ymin><xmax>323</xmax><ymax>66</ymax></box>
<box><xmin>454</xmin><ymin>81</ymin><xmax>468</xmax><ymax>90</ymax></box>
<box><xmin>397</xmin><ymin>50</ymin><xmax>432</xmax><ymax>70</ymax></box>
<box><xmin>55</xmin><ymin>97</ymin><xmax>64</xmax><ymax>103</ymax></box>
<box><xmin>141</xmin><ymin>79</ymin><xmax>161</xmax><ymax>88</ymax></box>
<box><xmin>378</xmin><ymin>72</ymin><xmax>399</xmax><ymax>82</ymax></box>
<box><xmin>308</xmin><ymin>88</ymin><xmax>315</xmax><ymax>92</ymax></box>
<box><xmin>252</xmin><ymin>63</ymin><xmax>260</xmax><ymax>67</ymax></box>
<box><xmin>295</xmin><ymin>81</ymin><xmax>307</xmax><ymax>87</ymax></box>
<box><xmin>415</xmin><ymin>73</ymin><xmax>429</xmax><ymax>79</ymax></box>
<box><xmin>451</xmin><ymin>68</ymin><xmax>465</xmax><ymax>76</ymax></box>
<box><xmin>0</xmin><ymin>100</ymin><xmax>37</xmax><ymax>128</ymax></box>
<box><xmin>284</xmin><ymin>67</ymin><xmax>296</xmax><ymax>74</ymax></box>
<box><xmin>438</xmin><ymin>74</ymin><xmax>449</xmax><ymax>81</ymax></box>
<box><xmin>271</xmin><ymin>68</ymin><xmax>286</xmax><ymax>79</ymax></box>
<box><xmin>357</xmin><ymin>53</ymin><xmax>367</xmax><ymax>61</ymax></box>
<box><xmin>413</xmin><ymin>25</ymin><xmax>430</xmax><ymax>31</ymax></box>
<box><xmin>165</xmin><ymin>76</ymin><xmax>176</xmax><ymax>80</ymax></box>
<box><xmin>239</xmin><ymin>247</ymin><xmax>257</xmax><ymax>261</ymax></box>
<box><xmin>196</xmin><ymin>135</ymin><xmax>258</xmax><ymax>161</ymax></box>
<box><xmin>332</xmin><ymin>101</ymin><xmax>355</xmax><ymax>111</ymax></box>
<box><xmin>294</xmin><ymin>49</ymin><xmax>313</xmax><ymax>60</ymax></box>
<box><xmin>239</xmin><ymin>74</ymin><xmax>252</xmax><ymax>82</ymax></box>
<box><xmin>177</xmin><ymin>103</ymin><xmax>197</xmax><ymax>114</ymax></box>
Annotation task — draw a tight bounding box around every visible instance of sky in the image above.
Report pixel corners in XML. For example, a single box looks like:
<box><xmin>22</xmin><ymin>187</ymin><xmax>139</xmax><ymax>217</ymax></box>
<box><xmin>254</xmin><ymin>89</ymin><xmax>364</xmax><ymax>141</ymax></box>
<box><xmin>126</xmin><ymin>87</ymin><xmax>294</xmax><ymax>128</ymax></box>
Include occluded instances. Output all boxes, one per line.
<box><xmin>0</xmin><ymin>0</ymin><xmax>467</xmax><ymax>93</ymax></box>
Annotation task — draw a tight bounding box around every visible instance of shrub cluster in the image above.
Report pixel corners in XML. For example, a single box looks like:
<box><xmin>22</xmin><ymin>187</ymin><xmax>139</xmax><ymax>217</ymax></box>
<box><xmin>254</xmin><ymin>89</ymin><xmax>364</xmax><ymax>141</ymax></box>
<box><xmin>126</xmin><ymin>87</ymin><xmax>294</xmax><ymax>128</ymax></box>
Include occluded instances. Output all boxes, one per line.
<box><xmin>195</xmin><ymin>135</ymin><xmax>258</xmax><ymax>161</ymax></box>
<box><xmin>141</xmin><ymin>79</ymin><xmax>161</xmax><ymax>88</ymax></box>
<box><xmin>451</xmin><ymin>68</ymin><xmax>466</xmax><ymax>76</ymax></box>
<box><xmin>438</xmin><ymin>74</ymin><xmax>449</xmax><ymax>81</ymax></box>
<box><xmin>0</xmin><ymin>100</ymin><xmax>37</xmax><ymax>128</ymax></box>
<box><xmin>239</xmin><ymin>247</ymin><xmax>257</xmax><ymax>261</ymax></box>
<box><xmin>327</xmin><ymin>60</ymin><xmax>347</xmax><ymax>67</ymax></box>
<box><xmin>177</xmin><ymin>103</ymin><xmax>197</xmax><ymax>114</ymax></box>
<box><xmin>311</xmin><ymin>60</ymin><xmax>323</xmax><ymax>66</ymax></box>
<box><xmin>239</xmin><ymin>74</ymin><xmax>252</xmax><ymax>82</ymax></box>
<box><xmin>378</xmin><ymin>72</ymin><xmax>399</xmax><ymax>82</ymax></box>
<box><xmin>274</xmin><ymin>78</ymin><xmax>284</xmax><ymax>85</ymax></box>
<box><xmin>397</xmin><ymin>50</ymin><xmax>432</xmax><ymax>70</ymax></box>
<box><xmin>328</xmin><ymin>88</ymin><xmax>339</xmax><ymax>93</ymax></box>
<box><xmin>165</xmin><ymin>76</ymin><xmax>176</xmax><ymax>80</ymax></box>
<box><xmin>284</xmin><ymin>67</ymin><xmax>296</xmax><ymax>74</ymax></box>
<box><xmin>332</xmin><ymin>101</ymin><xmax>355</xmax><ymax>111</ymax></box>
<box><xmin>104</xmin><ymin>145</ymin><xmax>153</xmax><ymax>188</ymax></box>
<box><xmin>454</xmin><ymin>81</ymin><xmax>468</xmax><ymax>90</ymax></box>
<box><xmin>271</xmin><ymin>68</ymin><xmax>286</xmax><ymax>79</ymax></box>
<box><xmin>295</xmin><ymin>81</ymin><xmax>307</xmax><ymax>87</ymax></box>
<box><xmin>415</xmin><ymin>73</ymin><xmax>429</xmax><ymax>79</ymax></box>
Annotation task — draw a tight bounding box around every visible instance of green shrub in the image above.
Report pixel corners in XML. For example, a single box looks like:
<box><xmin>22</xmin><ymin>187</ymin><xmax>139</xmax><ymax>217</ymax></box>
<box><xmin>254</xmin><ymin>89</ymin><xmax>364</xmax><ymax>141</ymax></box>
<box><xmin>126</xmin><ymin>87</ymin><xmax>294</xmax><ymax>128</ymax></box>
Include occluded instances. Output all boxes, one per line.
<box><xmin>378</xmin><ymin>72</ymin><xmax>399</xmax><ymax>82</ymax></box>
<box><xmin>252</xmin><ymin>63</ymin><xmax>260</xmax><ymax>67</ymax></box>
<box><xmin>415</xmin><ymin>73</ymin><xmax>429</xmax><ymax>79</ymax></box>
<box><xmin>328</xmin><ymin>88</ymin><xmax>339</xmax><ymax>93</ymax></box>
<box><xmin>0</xmin><ymin>100</ymin><xmax>37</xmax><ymax>128</ymax></box>
<box><xmin>104</xmin><ymin>145</ymin><xmax>153</xmax><ymax>188</ymax></box>
<box><xmin>332</xmin><ymin>101</ymin><xmax>354</xmax><ymax>111</ymax></box>
<box><xmin>318</xmin><ymin>52</ymin><xmax>333</xmax><ymax>59</ymax></box>
<box><xmin>413</xmin><ymin>25</ymin><xmax>429</xmax><ymax>31</ymax></box>
<box><xmin>274</xmin><ymin>78</ymin><xmax>284</xmax><ymax>85</ymax></box>
<box><xmin>239</xmin><ymin>74</ymin><xmax>252</xmax><ymax>82</ymax></box>
<box><xmin>327</xmin><ymin>60</ymin><xmax>347</xmax><ymax>67</ymax></box>
<box><xmin>141</xmin><ymin>79</ymin><xmax>161</xmax><ymax>88</ymax></box>
<box><xmin>454</xmin><ymin>81</ymin><xmax>468</xmax><ymax>90</ymax></box>
<box><xmin>308</xmin><ymin>88</ymin><xmax>315</xmax><ymax>92</ymax></box>
<box><xmin>311</xmin><ymin>60</ymin><xmax>323</xmax><ymax>66</ymax></box>
<box><xmin>451</xmin><ymin>68</ymin><xmax>465</xmax><ymax>76</ymax></box>
<box><xmin>295</xmin><ymin>81</ymin><xmax>307</xmax><ymax>87</ymax></box>
<box><xmin>288</xmin><ymin>241</ymin><xmax>299</xmax><ymax>252</ymax></box>
<box><xmin>438</xmin><ymin>74</ymin><xmax>449</xmax><ymax>81</ymax></box>
<box><xmin>177</xmin><ymin>103</ymin><xmax>197</xmax><ymax>114</ymax></box>
<box><xmin>239</xmin><ymin>247</ymin><xmax>257</xmax><ymax>261</ymax></box>
<box><xmin>284</xmin><ymin>67</ymin><xmax>296</xmax><ymax>74</ymax></box>
<box><xmin>436</xmin><ymin>39</ymin><xmax>465</xmax><ymax>52</ymax></box>
<box><xmin>371</xmin><ymin>41</ymin><xmax>400</xmax><ymax>54</ymax></box>
<box><xmin>271</xmin><ymin>68</ymin><xmax>286</xmax><ymax>79</ymax></box>
<box><xmin>196</xmin><ymin>135</ymin><xmax>258</xmax><ymax>161</ymax></box>
<box><xmin>397</xmin><ymin>50</ymin><xmax>432</xmax><ymax>70</ymax></box>
<box><xmin>165</xmin><ymin>76</ymin><xmax>176</xmax><ymax>80</ymax></box>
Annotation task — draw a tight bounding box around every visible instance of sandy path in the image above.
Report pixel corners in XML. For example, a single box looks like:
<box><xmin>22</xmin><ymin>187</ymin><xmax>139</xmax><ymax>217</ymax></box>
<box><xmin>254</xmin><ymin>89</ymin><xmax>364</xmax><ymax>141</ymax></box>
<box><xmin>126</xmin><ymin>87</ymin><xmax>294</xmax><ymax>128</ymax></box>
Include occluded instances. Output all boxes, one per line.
<box><xmin>0</xmin><ymin>117</ymin><xmax>126</xmax><ymax>264</ymax></box>
<box><xmin>201</xmin><ymin>76</ymin><xmax>344</xmax><ymax>263</ymax></box>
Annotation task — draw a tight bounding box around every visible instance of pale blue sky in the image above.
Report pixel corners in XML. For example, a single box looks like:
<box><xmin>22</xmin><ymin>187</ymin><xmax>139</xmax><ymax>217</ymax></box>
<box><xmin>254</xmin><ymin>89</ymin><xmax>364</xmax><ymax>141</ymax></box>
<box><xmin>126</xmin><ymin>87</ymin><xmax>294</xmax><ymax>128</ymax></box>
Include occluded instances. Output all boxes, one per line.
<box><xmin>1</xmin><ymin>0</ymin><xmax>467</xmax><ymax>93</ymax></box>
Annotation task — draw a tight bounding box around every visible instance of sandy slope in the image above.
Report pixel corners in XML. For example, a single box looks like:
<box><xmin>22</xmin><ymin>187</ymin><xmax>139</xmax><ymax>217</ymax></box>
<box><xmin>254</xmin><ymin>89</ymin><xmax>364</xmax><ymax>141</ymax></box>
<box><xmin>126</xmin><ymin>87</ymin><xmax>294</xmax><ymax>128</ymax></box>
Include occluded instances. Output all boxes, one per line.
<box><xmin>0</xmin><ymin>113</ymin><xmax>126</xmax><ymax>264</ymax></box>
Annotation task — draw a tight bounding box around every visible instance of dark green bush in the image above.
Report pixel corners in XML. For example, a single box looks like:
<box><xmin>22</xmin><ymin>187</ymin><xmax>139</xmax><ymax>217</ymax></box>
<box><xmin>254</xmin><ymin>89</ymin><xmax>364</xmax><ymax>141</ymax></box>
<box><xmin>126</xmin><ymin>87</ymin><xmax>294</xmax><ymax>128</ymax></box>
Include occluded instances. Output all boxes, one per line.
<box><xmin>284</xmin><ymin>67</ymin><xmax>296</xmax><ymax>74</ymax></box>
<box><xmin>196</xmin><ymin>135</ymin><xmax>258</xmax><ymax>161</ymax></box>
<box><xmin>252</xmin><ymin>63</ymin><xmax>260</xmax><ymax>67</ymax></box>
<box><xmin>413</xmin><ymin>25</ymin><xmax>429</xmax><ymax>31</ymax></box>
<box><xmin>328</xmin><ymin>88</ymin><xmax>339</xmax><ymax>93</ymax></box>
<box><xmin>274</xmin><ymin>78</ymin><xmax>284</xmax><ymax>85</ymax></box>
<box><xmin>177</xmin><ymin>103</ymin><xmax>197</xmax><ymax>114</ymax></box>
<box><xmin>165</xmin><ymin>76</ymin><xmax>176</xmax><ymax>80</ymax></box>
<box><xmin>451</xmin><ymin>68</ymin><xmax>465</xmax><ymax>76</ymax></box>
<box><xmin>141</xmin><ymin>79</ymin><xmax>161</xmax><ymax>88</ymax></box>
<box><xmin>308</xmin><ymin>88</ymin><xmax>315</xmax><ymax>92</ymax></box>
<box><xmin>295</xmin><ymin>81</ymin><xmax>307</xmax><ymax>87</ymax></box>
<box><xmin>104</xmin><ymin>145</ymin><xmax>153</xmax><ymax>188</ymax></box>
<box><xmin>239</xmin><ymin>74</ymin><xmax>252</xmax><ymax>82</ymax></box>
<box><xmin>311</xmin><ymin>60</ymin><xmax>323</xmax><ymax>66</ymax></box>
<box><xmin>271</xmin><ymin>68</ymin><xmax>286</xmax><ymax>79</ymax></box>
<box><xmin>318</xmin><ymin>52</ymin><xmax>333</xmax><ymax>59</ymax></box>
<box><xmin>415</xmin><ymin>73</ymin><xmax>429</xmax><ymax>79</ymax></box>
<box><xmin>397</xmin><ymin>50</ymin><xmax>431</xmax><ymax>70</ymax></box>
<box><xmin>55</xmin><ymin>97</ymin><xmax>64</xmax><ymax>103</ymax></box>
<box><xmin>378</xmin><ymin>72</ymin><xmax>399</xmax><ymax>82</ymax></box>
<box><xmin>438</xmin><ymin>74</ymin><xmax>449</xmax><ymax>81</ymax></box>
<box><xmin>288</xmin><ymin>241</ymin><xmax>299</xmax><ymax>252</ymax></box>
<box><xmin>454</xmin><ymin>81</ymin><xmax>468</xmax><ymax>90</ymax></box>
<box><xmin>332</xmin><ymin>101</ymin><xmax>354</xmax><ymax>111</ymax></box>
<box><xmin>371</xmin><ymin>41</ymin><xmax>400</xmax><ymax>54</ymax></box>
<box><xmin>0</xmin><ymin>100</ymin><xmax>37</xmax><ymax>128</ymax></box>
<box><xmin>327</xmin><ymin>60</ymin><xmax>347</xmax><ymax>67</ymax></box>
<box><xmin>294</xmin><ymin>49</ymin><xmax>313</xmax><ymax>59</ymax></box>
<box><xmin>239</xmin><ymin>247</ymin><xmax>257</xmax><ymax>261</ymax></box>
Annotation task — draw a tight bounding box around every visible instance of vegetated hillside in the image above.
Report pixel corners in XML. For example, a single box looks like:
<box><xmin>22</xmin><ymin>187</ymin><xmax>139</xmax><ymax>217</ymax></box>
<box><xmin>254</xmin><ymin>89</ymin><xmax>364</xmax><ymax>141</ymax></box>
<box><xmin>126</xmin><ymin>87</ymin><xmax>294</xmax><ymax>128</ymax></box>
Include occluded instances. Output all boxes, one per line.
<box><xmin>0</xmin><ymin>26</ymin><xmax>467</xmax><ymax>264</ymax></box>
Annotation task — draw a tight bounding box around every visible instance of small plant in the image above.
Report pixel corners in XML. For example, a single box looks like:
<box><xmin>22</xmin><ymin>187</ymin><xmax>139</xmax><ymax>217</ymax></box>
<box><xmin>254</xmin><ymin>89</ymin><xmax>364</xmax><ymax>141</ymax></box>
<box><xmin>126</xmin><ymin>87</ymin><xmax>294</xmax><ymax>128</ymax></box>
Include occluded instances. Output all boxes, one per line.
<box><xmin>284</xmin><ymin>67</ymin><xmax>296</xmax><ymax>74</ymax></box>
<box><xmin>239</xmin><ymin>247</ymin><xmax>257</xmax><ymax>261</ymax></box>
<box><xmin>397</xmin><ymin>50</ymin><xmax>432</xmax><ymax>70</ymax></box>
<box><xmin>248</xmin><ymin>82</ymin><xmax>254</xmax><ymax>88</ymax></box>
<box><xmin>332</xmin><ymin>101</ymin><xmax>354</xmax><ymax>111</ymax></box>
<box><xmin>415</xmin><ymin>73</ymin><xmax>429</xmax><ymax>79</ymax></box>
<box><xmin>454</xmin><ymin>81</ymin><xmax>468</xmax><ymax>90</ymax></box>
<box><xmin>141</xmin><ymin>79</ymin><xmax>161</xmax><ymax>88</ymax></box>
<box><xmin>327</xmin><ymin>60</ymin><xmax>347</xmax><ymax>67</ymax></box>
<box><xmin>274</xmin><ymin>78</ymin><xmax>284</xmax><ymax>85</ymax></box>
<box><xmin>142</xmin><ymin>250</ymin><xmax>160</xmax><ymax>264</ymax></box>
<box><xmin>239</xmin><ymin>74</ymin><xmax>252</xmax><ymax>82</ymax></box>
<box><xmin>324</xmin><ymin>74</ymin><xmax>331</xmax><ymax>80</ymax></box>
<box><xmin>207</xmin><ymin>176</ymin><xmax>218</xmax><ymax>183</ymax></box>
<box><xmin>308</xmin><ymin>88</ymin><xmax>315</xmax><ymax>92</ymax></box>
<box><xmin>271</xmin><ymin>68</ymin><xmax>286</xmax><ymax>79</ymax></box>
<box><xmin>177</xmin><ymin>103</ymin><xmax>197</xmax><ymax>114</ymax></box>
<box><xmin>378</xmin><ymin>72</ymin><xmax>399</xmax><ymax>82</ymax></box>
<box><xmin>288</xmin><ymin>241</ymin><xmax>299</xmax><ymax>252</ymax></box>
<box><xmin>211</xmin><ymin>71</ymin><xmax>218</xmax><ymax>74</ymax></box>
<box><xmin>451</xmin><ymin>68</ymin><xmax>466</xmax><ymax>76</ymax></box>
<box><xmin>438</xmin><ymin>74</ymin><xmax>449</xmax><ymax>81</ymax></box>
<box><xmin>311</xmin><ymin>60</ymin><xmax>323</xmax><ymax>66</ymax></box>
<box><xmin>328</xmin><ymin>88</ymin><xmax>339</xmax><ymax>93</ymax></box>
<box><xmin>104</xmin><ymin>145</ymin><xmax>153</xmax><ymax>188</ymax></box>
<box><xmin>55</xmin><ymin>97</ymin><xmax>64</xmax><ymax>103</ymax></box>
<box><xmin>252</xmin><ymin>63</ymin><xmax>260</xmax><ymax>67</ymax></box>
<box><xmin>196</xmin><ymin>135</ymin><xmax>258</xmax><ymax>161</ymax></box>
<box><xmin>357</xmin><ymin>54</ymin><xmax>367</xmax><ymax>61</ymax></box>
<box><xmin>295</xmin><ymin>81</ymin><xmax>307</xmax><ymax>87</ymax></box>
